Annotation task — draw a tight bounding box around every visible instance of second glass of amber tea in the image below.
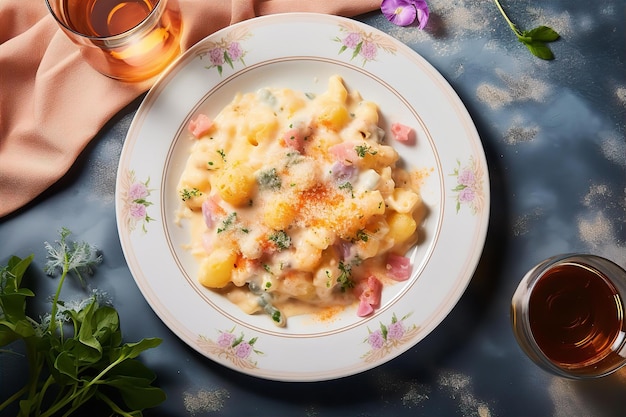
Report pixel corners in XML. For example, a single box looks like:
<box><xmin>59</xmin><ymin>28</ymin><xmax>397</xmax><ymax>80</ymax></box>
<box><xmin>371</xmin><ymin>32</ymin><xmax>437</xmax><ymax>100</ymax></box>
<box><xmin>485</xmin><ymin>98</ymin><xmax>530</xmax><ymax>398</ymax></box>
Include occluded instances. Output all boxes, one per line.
<box><xmin>46</xmin><ymin>0</ymin><xmax>182</xmax><ymax>82</ymax></box>
<box><xmin>511</xmin><ymin>254</ymin><xmax>626</xmax><ymax>379</ymax></box>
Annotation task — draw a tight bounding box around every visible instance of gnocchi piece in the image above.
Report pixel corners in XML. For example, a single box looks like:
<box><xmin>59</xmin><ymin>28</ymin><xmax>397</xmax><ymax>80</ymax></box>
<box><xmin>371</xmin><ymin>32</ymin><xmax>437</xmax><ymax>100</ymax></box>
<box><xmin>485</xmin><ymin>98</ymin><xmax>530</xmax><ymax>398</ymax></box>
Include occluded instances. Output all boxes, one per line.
<box><xmin>212</xmin><ymin>161</ymin><xmax>256</xmax><ymax>206</ymax></box>
<box><xmin>386</xmin><ymin>211</ymin><xmax>417</xmax><ymax>246</ymax></box>
<box><xmin>198</xmin><ymin>247</ymin><xmax>237</xmax><ymax>289</ymax></box>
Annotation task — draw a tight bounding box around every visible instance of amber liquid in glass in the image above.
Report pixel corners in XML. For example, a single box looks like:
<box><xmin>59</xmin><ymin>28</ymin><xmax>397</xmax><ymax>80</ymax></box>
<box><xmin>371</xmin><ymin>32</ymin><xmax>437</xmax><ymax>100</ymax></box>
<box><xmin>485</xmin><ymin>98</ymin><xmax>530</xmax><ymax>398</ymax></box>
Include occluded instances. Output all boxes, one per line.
<box><xmin>529</xmin><ymin>263</ymin><xmax>625</xmax><ymax>369</ymax></box>
<box><xmin>60</xmin><ymin>0</ymin><xmax>182</xmax><ymax>81</ymax></box>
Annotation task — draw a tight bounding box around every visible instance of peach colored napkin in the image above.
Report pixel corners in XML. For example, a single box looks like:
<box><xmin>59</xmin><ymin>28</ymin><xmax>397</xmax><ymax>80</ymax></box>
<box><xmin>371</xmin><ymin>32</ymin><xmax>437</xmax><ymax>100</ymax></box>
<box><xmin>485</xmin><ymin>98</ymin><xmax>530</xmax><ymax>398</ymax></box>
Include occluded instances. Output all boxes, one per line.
<box><xmin>0</xmin><ymin>0</ymin><xmax>380</xmax><ymax>218</ymax></box>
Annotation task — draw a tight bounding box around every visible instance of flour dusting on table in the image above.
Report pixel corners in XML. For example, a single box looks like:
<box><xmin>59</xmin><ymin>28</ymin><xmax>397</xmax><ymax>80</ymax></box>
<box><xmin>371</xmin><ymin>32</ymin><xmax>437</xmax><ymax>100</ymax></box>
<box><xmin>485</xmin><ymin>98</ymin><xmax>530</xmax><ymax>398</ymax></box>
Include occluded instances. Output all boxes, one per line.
<box><xmin>183</xmin><ymin>388</ymin><xmax>230</xmax><ymax>415</ymax></box>
<box><xmin>437</xmin><ymin>370</ymin><xmax>493</xmax><ymax>417</ymax></box>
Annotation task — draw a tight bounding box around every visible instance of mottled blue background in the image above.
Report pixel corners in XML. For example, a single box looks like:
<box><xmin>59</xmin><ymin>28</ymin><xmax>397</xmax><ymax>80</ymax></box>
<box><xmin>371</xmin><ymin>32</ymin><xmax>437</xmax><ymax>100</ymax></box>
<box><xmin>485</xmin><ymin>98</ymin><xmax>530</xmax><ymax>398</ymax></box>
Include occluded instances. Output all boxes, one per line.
<box><xmin>1</xmin><ymin>1</ymin><xmax>624</xmax><ymax>416</ymax></box>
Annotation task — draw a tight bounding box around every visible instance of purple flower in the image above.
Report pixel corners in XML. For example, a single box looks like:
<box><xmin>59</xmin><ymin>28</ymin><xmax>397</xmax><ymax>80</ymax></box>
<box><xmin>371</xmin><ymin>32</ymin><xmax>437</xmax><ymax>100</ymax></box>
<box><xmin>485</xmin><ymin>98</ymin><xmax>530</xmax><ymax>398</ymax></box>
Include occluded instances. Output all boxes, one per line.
<box><xmin>217</xmin><ymin>332</ymin><xmax>236</xmax><ymax>348</ymax></box>
<box><xmin>359</xmin><ymin>41</ymin><xmax>378</xmax><ymax>61</ymax></box>
<box><xmin>387</xmin><ymin>321</ymin><xmax>405</xmax><ymax>340</ymax></box>
<box><xmin>381</xmin><ymin>0</ymin><xmax>429</xmax><ymax>29</ymax></box>
<box><xmin>457</xmin><ymin>169</ymin><xmax>476</xmax><ymax>187</ymax></box>
<box><xmin>129</xmin><ymin>202</ymin><xmax>146</xmax><ymax>219</ymax></box>
<box><xmin>342</xmin><ymin>32</ymin><xmax>362</xmax><ymax>48</ymax></box>
<box><xmin>228</xmin><ymin>42</ymin><xmax>243</xmax><ymax>61</ymax></box>
<box><xmin>129</xmin><ymin>182</ymin><xmax>148</xmax><ymax>201</ymax></box>
<box><xmin>235</xmin><ymin>342</ymin><xmax>252</xmax><ymax>358</ymax></box>
<box><xmin>459</xmin><ymin>187</ymin><xmax>476</xmax><ymax>203</ymax></box>
<box><xmin>208</xmin><ymin>47</ymin><xmax>225</xmax><ymax>66</ymax></box>
<box><xmin>368</xmin><ymin>330</ymin><xmax>385</xmax><ymax>350</ymax></box>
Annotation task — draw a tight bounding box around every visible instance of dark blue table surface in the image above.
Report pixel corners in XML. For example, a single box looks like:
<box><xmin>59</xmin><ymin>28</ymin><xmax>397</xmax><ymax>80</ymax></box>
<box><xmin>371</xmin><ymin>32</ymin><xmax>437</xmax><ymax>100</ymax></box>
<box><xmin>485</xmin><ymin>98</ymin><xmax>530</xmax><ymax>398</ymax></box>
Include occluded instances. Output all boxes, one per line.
<box><xmin>2</xmin><ymin>1</ymin><xmax>625</xmax><ymax>416</ymax></box>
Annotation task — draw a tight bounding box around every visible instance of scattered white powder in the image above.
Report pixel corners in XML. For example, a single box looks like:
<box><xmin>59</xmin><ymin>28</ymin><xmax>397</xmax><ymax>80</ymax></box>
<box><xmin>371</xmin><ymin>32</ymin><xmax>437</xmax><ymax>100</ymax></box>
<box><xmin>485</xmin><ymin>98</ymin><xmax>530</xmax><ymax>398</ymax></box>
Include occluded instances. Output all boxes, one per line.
<box><xmin>503</xmin><ymin>117</ymin><xmax>539</xmax><ymax>145</ymax></box>
<box><xmin>577</xmin><ymin>211</ymin><xmax>626</xmax><ymax>269</ymax></box>
<box><xmin>437</xmin><ymin>370</ymin><xmax>492</xmax><ymax>417</ymax></box>
<box><xmin>578</xmin><ymin>212</ymin><xmax>615</xmax><ymax>247</ymax></box>
<box><xmin>442</xmin><ymin>2</ymin><xmax>491</xmax><ymax>33</ymax></box>
<box><xmin>549</xmin><ymin>377</ymin><xmax>597</xmax><ymax>417</ymax></box>
<box><xmin>476</xmin><ymin>84</ymin><xmax>513</xmax><ymax>110</ymax></box>
<box><xmin>512</xmin><ymin>207</ymin><xmax>544</xmax><ymax>237</ymax></box>
<box><xmin>527</xmin><ymin>8</ymin><xmax>574</xmax><ymax>38</ymax></box>
<box><xmin>582</xmin><ymin>184</ymin><xmax>611</xmax><ymax>207</ymax></box>
<box><xmin>305</xmin><ymin>405</ymin><xmax>319</xmax><ymax>417</ymax></box>
<box><xmin>401</xmin><ymin>382</ymin><xmax>431</xmax><ymax>407</ymax></box>
<box><xmin>183</xmin><ymin>388</ymin><xmax>230</xmax><ymax>415</ymax></box>
<box><xmin>477</xmin><ymin>70</ymin><xmax>551</xmax><ymax>110</ymax></box>
<box><xmin>616</xmin><ymin>87</ymin><xmax>626</xmax><ymax>107</ymax></box>
<box><xmin>599</xmin><ymin>131</ymin><xmax>626</xmax><ymax>168</ymax></box>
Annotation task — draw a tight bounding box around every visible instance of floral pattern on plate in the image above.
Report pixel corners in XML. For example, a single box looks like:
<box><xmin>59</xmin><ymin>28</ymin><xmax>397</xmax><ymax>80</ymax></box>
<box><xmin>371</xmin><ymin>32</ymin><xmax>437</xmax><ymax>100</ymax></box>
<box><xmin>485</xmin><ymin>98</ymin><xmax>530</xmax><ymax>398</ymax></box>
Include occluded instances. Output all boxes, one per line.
<box><xmin>200</xmin><ymin>27</ymin><xmax>252</xmax><ymax>76</ymax></box>
<box><xmin>197</xmin><ymin>328</ymin><xmax>262</xmax><ymax>370</ymax></box>
<box><xmin>450</xmin><ymin>157</ymin><xmax>486</xmax><ymax>215</ymax></box>
<box><xmin>335</xmin><ymin>21</ymin><xmax>398</xmax><ymax>66</ymax></box>
<box><xmin>118</xmin><ymin>170</ymin><xmax>154</xmax><ymax>233</ymax></box>
<box><xmin>362</xmin><ymin>313</ymin><xmax>419</xmax><ymax>363</ymax></box>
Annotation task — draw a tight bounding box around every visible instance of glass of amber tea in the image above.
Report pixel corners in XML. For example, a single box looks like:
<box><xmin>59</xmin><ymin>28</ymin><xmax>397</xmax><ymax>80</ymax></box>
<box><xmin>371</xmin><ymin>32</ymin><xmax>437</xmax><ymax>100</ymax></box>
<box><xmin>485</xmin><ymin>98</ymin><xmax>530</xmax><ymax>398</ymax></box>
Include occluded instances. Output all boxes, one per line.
<box><xmin>45</xmin><ymin>0</ymin><xmax>182</xmax><ymax>82</ymax></box>
<box><xmin>511</xmin><ymin>254</ymin><xmax>626</xmax><ymax>379</ymax></box>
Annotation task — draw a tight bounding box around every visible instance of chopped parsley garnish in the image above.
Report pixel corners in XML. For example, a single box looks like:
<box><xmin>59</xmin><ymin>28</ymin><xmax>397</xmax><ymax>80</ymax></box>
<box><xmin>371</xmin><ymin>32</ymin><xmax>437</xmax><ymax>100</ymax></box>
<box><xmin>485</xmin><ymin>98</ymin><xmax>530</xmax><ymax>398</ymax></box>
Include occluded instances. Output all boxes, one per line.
<box><xmin>355</xmin><ymin>144</ymin><xmax>378</xmax><ymax>157</ymax></box>
<box><xmin>217</xmin><ymin>149</ymin><xmax>226</xmax><ymax>162</ymax></box>
<box><xmin>217</xmin><ymin>212</ymin><xmax>237</xmax><ymax>233</ymax></box>
<box><xmin>268</xmin><ymin>230</ymin><xmax>291</xmax><ymax>250</ymax></box>
<box><xmin>257</xmin><ymin>168</ymin><xmax>282</xmax><ymax>190</ymax></box>
<box><xmin>355</xmin><ymin>229</ymin><xmax>369</xmax><ymax>242</ymax></box>
<box><xmin>338</xmin><ymin>181</ymin><xmax>355</xmax><ymax>198</ymax></box>
<box><xmin>271</xmin><ymin>310</ymin><xmax>282</xmax><ymax>324</ymax></box>
<box><xmin>180</xmin><ymin>187</ymin><xmax>202</xmax><ymax>201</ymax></box>
<box><xmin>337</xmin><ymin>261</ymin><xmax>354</xmax><ymax>292</ymax></box>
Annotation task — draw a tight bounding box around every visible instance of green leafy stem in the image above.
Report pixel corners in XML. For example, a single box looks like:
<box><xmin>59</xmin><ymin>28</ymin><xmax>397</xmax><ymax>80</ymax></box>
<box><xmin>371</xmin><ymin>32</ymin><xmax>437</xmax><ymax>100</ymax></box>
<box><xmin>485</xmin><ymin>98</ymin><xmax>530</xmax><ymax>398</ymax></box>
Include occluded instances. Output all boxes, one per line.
<box><xmin>0</xmin><ymin>228</ymin><xmax>164</xmax><ymax>416</ymax></box>
<box><xmin>494</xmin><ymin>0</ymin><xmax>560</xmax><ymax>60</ymax></box>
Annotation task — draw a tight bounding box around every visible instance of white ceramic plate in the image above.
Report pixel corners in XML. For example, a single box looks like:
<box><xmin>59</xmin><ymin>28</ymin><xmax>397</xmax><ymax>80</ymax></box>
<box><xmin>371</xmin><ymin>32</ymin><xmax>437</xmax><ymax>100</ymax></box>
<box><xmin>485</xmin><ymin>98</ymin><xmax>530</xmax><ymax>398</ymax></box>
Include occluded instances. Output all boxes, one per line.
<box><xmin>116</xmin><ymin>13</ymin><xmax>489</xmax><ymax>381</ymax></box>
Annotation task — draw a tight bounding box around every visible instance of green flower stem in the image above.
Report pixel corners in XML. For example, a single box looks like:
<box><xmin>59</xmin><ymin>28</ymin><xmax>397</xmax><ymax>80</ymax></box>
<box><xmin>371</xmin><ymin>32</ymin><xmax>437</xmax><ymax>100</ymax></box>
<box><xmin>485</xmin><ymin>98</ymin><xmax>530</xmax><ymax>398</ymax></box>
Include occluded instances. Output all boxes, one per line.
<box><xmin>0</xmin><ymin>385</ymin><xmax>29</xmax><ymax>412</ymax></box>
<box><xmin>493</xmin><ymin>0</ymin><xmax>522</xmax><ymax>37</ymax></box>
<box><xmin>24</xmin><ymin>340</ymin><xmax>44</xmax><ymax>417</ymax></box>
<box><xmin>48</xmin><ymin>252</ymin><xmax>70</xmax><ymax>336</ymax></box>
<box><xmin>39</xmin><ymin>355</ymin><xmax>127</xmax><ymax>417</ymax></box>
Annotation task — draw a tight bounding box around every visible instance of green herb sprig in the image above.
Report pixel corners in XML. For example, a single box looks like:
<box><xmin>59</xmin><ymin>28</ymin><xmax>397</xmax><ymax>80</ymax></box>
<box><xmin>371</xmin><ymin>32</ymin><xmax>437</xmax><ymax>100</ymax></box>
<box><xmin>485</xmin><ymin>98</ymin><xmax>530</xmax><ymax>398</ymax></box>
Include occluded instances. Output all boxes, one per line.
<box><xmin>0</xmin><ymin>228</ymin><xmax>164</xmax><ymax>416</ymax></box>
<box><xmin>494</xmin><ymin>0</ymin><xmax>560</xmax><ymax>60</ymax></box>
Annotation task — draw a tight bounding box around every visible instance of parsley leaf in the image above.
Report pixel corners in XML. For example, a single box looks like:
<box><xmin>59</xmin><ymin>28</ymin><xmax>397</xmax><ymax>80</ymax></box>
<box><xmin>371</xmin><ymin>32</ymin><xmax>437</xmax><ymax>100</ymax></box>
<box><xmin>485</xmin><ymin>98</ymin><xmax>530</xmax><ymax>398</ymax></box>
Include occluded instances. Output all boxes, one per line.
<box><xmin>0</xmin><ymin>229</ymin><xmax>164</xmax><ymax>416</ymax></box>
<box><xmin>494</xmin><ymin>0</ymin><xmax>560</xmax><ymax>60</ymax></box>
<box><xmin>180</xmin><ymin>187</ymin><xmax>202</xmax><ymax>201</ymax></box>
<box><xmin>268</xmin><ymin>230</ymin><xmax>291</xmax><ymax>251</ymax></box>
<box><xmin>257</xmin><ymin>168</ymin><xmax>282</xmax><ymax>190</ymax></box>
<box><xmin>337</xmin><ymin>261</ymin><xmax>355</xmax><ymax>292</ymax></box>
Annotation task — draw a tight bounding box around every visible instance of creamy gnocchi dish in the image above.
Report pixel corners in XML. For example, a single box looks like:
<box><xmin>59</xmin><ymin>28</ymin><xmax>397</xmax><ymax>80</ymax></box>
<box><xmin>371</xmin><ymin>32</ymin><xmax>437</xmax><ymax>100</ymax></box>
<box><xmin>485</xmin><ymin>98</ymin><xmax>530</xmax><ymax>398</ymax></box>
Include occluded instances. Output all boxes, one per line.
<box><xmin>176</xmin><ymin>75</ymin><xmax>426</xmax><ymax>326</ymax></box>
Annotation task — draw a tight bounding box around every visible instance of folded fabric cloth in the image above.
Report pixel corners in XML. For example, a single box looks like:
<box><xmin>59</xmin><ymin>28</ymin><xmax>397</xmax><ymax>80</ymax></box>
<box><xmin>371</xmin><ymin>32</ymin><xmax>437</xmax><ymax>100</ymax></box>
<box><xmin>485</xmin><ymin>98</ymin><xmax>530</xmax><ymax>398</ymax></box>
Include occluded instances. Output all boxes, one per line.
<box><xmin>0</xmin><ymin>0</ymin><xmax>380</xmax><ymax>218</ymax></box>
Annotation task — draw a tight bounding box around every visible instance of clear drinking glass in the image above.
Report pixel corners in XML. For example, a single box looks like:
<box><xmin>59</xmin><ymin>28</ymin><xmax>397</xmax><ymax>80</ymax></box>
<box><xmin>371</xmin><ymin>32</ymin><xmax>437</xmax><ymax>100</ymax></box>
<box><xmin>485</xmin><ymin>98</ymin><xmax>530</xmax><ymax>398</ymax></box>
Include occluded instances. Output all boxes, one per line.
<box><xmin>45</xmin><ymin>0</ymin><xmax>183</xmax><ymax>82</ymax></box>
<box><xmin>511</xmin><ymin>254</ymin><xmax>626</xmax><ymax>379</ymax></box>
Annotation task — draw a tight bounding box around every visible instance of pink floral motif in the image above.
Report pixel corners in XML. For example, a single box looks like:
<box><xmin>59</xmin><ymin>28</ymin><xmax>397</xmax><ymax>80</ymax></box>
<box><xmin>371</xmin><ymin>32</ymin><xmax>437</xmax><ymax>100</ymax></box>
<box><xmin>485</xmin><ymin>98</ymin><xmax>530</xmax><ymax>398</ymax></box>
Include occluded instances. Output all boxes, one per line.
<box><xmin>335</xmin><ymin>22</ymin><xmax>397</xmax><ymax>66</ymax></box>
<box><xmin>342</xmin><ymin>32</ymin><xmax>362</xmax><ymax>49</ymax></box>
<box><xmin>362</xmin><ymin>313</ymin><xmax>419</xmax><ymax>363</ymax></box>
<box><xmin>129</xmin><ymin>202</ymin><xmax>147</xmax><ymax>219</ymax></box>
<box><xmin>120</xmin><ymin>170</ymin><xmax>154</xmax><ymax>233</ymax></box>
<box><xmin>387</xmin><ymin>320</ymin><xmax>405</xmax><ymax>340</ymax></box>
<box><xmin>198</xmin><ymin>327</ymin><xmax>262</xmax><ymax>370</ymax></box>
<box><xmin>450</xmin><ymin>157</ymin><xmax>485</xmax><ymax>214</ymax></box>
<box><xmin>235</xmin><ymin>342</ymin><xmax>253</xmax><ymax>359</ymax></box>
<box><xmin>208</xmin><ymin>47</ymin><xmax>225</xmax><ymax>66</ymax></box>
<box><xmin>217</xmin><ymin>331</ymin><xmax>236</xmax><ymax>348</ymax></box>
<box><xmin>129</xmin><ymin>182</ymin><xmax>148</xmax><ymax>200</ymax></box>
<box><xmin>368</xmin><ymin>330</ymin><xmax>385</xmax><ymax>350</ymax></box>
<box><xmin>360</xmin><ymin>41</ymin><xmax>378</xmax><ymax>61</ymax></box>
<box><xmin>201</xmin><ymin>28</ymin><xmax>251</xmax><ymax>76</ymax></box>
